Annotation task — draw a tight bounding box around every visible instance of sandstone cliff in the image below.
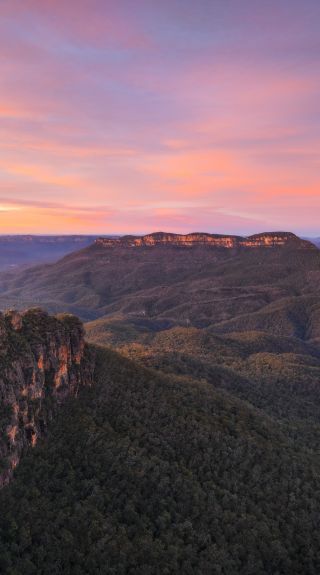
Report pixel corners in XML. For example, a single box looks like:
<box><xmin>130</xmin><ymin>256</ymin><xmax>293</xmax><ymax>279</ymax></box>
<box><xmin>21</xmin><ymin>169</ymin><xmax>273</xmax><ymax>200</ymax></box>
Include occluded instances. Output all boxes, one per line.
<box><xmin>0</xmin><ymin>308</ymin><xmax>94</xmax><ymax>486</ymax></box>
<box><xmin>95</xmin><ymin>231</ymin><xmax>315</xmax><ymax>250</ymax></box>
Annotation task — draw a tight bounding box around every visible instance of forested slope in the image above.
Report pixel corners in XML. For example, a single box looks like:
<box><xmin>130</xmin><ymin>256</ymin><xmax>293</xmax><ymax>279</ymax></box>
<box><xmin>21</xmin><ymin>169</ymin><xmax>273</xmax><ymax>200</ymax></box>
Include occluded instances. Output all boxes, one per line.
<box><xmin>1</xmin><ymin>347</ymin><xmax>320</xmax><ymax>574</ymax></box>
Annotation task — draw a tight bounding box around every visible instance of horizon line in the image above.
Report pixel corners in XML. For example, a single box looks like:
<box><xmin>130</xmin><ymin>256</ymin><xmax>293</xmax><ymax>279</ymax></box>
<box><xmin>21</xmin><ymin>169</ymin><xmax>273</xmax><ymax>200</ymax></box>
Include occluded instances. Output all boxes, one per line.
<box><xmin>0</xmin><ymin>230</ymin><xmax>319</xmax><ymax>238</ymax></box>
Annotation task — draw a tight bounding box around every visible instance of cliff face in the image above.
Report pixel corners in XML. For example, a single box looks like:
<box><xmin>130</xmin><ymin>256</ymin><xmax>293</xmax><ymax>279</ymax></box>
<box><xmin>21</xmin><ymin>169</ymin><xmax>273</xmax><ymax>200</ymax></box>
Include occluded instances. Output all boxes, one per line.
<box><xmin>95</xmin><ymin>231</ymin><xmax>315</xmax><ymax>250</ymax></box>
<box><xmin>0</xmin><ymin>309</ymin><xmax>94</xmax><ymax>486</ymax></box>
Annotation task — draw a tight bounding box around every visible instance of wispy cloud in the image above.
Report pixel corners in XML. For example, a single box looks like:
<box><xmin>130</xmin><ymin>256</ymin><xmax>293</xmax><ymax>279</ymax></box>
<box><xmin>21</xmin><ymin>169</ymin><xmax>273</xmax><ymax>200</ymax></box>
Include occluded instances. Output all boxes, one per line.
<box><xmin>0</xmin><ymin>0</ymin><xmax>319</xmax><ymax>234</ymax></box>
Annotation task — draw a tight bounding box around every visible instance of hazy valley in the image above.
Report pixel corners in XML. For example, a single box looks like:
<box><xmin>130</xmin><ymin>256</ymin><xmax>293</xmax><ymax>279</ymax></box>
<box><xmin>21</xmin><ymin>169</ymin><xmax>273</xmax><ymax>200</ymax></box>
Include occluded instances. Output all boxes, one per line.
<box><xmin>0</xmin><ymin>236</ymin><xmax>109</xmax><ymax>271</ymax></box>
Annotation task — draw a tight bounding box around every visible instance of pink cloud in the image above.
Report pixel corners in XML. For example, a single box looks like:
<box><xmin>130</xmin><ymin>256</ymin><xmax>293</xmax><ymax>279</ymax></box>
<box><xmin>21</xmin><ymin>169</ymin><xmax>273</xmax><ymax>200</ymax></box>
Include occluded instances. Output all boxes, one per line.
<box><xmin>0</xmin><ymin>1</ymin><xmax>319</xmax><ymax>234</ymax></box>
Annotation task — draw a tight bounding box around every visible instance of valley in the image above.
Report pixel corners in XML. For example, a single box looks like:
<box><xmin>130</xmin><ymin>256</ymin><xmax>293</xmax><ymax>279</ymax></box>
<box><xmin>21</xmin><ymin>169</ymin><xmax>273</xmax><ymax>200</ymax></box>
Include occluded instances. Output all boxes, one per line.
<box><xmin>1</xmin><ymin>232</ymin><xmax>320</xmax><ymax>573</ymax></box>
<box><xmin>0</xmin><ymin>236</ymin><xmax>107</xmax><ymax>271</ymax></box>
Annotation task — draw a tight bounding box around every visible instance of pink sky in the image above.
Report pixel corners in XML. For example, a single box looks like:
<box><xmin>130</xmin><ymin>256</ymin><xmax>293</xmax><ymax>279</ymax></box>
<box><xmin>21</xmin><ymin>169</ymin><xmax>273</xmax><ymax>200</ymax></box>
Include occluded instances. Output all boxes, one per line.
<box><xmin>0</xmin><ymin>0</ymin><xmax>319</xmax><ymax>235</ymax></box>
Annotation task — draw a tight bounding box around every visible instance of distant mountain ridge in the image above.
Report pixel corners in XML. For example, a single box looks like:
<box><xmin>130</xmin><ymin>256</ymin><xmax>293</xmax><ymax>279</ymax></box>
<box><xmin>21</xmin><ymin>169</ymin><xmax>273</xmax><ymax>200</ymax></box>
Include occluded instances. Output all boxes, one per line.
<box><xmin>0</xmin><ymin>230</ymin><xmax>319</xmax><ymax>322</ymax></box>
<box><xmin>307</xmin><ymin>237</ymin><xmax>320</xmax><ymax>248</ymax></box>
<box><xmin>95</xmin><ymin>231</ymin><xmax>316</xmax><ymax>250</ymax></box>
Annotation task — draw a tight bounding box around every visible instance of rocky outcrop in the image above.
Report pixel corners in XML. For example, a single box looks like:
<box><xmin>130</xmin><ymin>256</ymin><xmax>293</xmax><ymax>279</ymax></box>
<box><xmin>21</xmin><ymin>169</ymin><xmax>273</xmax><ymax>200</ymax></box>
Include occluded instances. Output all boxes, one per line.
<box><xmin>0</xmin><ymin>308</ymin><xmax>94</xmax><ymax>486</ymax></box>
<box><xmin>95</xmin><ymin>231</ymin><xmax>316</xmax><ymax>250</ymax></box>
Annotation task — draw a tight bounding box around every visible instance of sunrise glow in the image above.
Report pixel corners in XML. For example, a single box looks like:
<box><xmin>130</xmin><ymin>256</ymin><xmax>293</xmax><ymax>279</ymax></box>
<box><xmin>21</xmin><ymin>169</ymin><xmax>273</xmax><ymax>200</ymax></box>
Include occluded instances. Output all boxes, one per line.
<box><xmin>1</xmin><ymin>1</ymin><xmax>319</xmax><ymax>234</ymax></box>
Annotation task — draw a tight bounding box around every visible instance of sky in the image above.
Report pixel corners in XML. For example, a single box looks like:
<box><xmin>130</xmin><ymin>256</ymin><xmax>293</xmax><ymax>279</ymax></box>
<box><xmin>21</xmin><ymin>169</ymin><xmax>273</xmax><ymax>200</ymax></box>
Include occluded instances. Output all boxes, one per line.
<box><xmin>0</xmin><ymin>0</ymin><xmax>319</xmax><ymax>236</ymax></box>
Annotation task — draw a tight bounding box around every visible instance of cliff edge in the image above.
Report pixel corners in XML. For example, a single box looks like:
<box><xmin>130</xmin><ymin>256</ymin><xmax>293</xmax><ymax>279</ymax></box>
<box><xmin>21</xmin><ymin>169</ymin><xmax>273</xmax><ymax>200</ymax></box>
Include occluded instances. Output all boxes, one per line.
<box><xmin>0</xmin><ymin>308</ymin><xmax>94</xmax><ymax>486</ymax></box>
<box><xmin>94</xmin><ymin>231</ymin><xmax>316</xmax><ymax>250</ymax></box>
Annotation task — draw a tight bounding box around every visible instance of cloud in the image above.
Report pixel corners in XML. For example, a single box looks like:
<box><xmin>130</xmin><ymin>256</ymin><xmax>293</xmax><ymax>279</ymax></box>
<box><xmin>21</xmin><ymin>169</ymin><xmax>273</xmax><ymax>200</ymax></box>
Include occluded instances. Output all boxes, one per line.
<box><xmin>0</xmin><ymin>1</ymin><xmax>319</xmax><ymax>234</ymax></box>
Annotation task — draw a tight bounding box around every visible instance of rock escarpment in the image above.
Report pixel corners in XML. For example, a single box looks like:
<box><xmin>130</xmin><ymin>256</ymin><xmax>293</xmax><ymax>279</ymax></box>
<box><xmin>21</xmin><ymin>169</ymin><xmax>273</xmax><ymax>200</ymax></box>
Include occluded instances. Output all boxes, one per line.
<box><xmin>0</xmin><ymin>309</ymin><xmax>94</xmax><ymax>486</ymax></box>
<box><xmin>95</xmin><ymin>231</ymin><xmax>316</xmax><ymax>250</ymax></box>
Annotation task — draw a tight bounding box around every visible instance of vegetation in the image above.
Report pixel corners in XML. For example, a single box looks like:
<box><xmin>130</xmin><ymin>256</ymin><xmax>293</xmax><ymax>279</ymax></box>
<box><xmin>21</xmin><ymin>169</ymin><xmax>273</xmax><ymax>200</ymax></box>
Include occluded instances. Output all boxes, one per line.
<box><xmin>1</xmin><ymin>241</ymin><xmax>320</xmax><ymax>573</ymax></box>
<box><xmin>86</xmin><ymin>325</ymin><xmax>320</xmax><ymax>429</ymax></box>
<box><xmin>1</xmin><ymin>347</ymin><xmax>320</xmax><ymax>573</ymax></box>
<box><xmin>1</xmin><ymin>241</ymin><xmax>320</xmax><ymax>331</ymax></box>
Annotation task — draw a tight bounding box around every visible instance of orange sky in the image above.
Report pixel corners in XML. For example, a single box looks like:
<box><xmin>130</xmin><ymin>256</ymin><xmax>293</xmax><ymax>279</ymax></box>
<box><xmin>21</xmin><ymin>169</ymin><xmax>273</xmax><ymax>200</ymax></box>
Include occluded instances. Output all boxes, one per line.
<box><xmin>1</xmin><ymin>0</ymin><xmax>319</xmax><ymax>235</ymax></box>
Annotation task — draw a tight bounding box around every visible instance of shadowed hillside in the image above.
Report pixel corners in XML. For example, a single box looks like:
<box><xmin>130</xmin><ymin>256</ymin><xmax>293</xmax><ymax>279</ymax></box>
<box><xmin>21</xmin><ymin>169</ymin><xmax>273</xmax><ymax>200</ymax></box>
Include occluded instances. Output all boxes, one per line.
<box><xmin>1</xmin><ymin>346</ymin><xmax>320</xmax><ymax>574</ymax></box>
<box><xmin>86</xmin><ymin>323</ymin><xmax>320</xmax><ymax>432</ymax></box>
<box><xmin>0</xmin><ymin>232</ymin><xmax>319</xmax><ymax>331</ymax></box>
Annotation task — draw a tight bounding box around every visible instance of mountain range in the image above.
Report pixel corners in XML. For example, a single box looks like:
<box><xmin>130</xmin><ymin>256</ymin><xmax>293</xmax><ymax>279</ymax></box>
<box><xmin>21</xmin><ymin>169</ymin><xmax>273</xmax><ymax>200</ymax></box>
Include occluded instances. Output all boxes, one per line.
<box><xmin>1</xmin><ymin>231</ymin><xmax>320</xmax><ymax>573</ymax></box>
<box><xmin>0</xmin><ymin>231</ymin><xmax>319</xmax><ymax>331</ymax></box>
